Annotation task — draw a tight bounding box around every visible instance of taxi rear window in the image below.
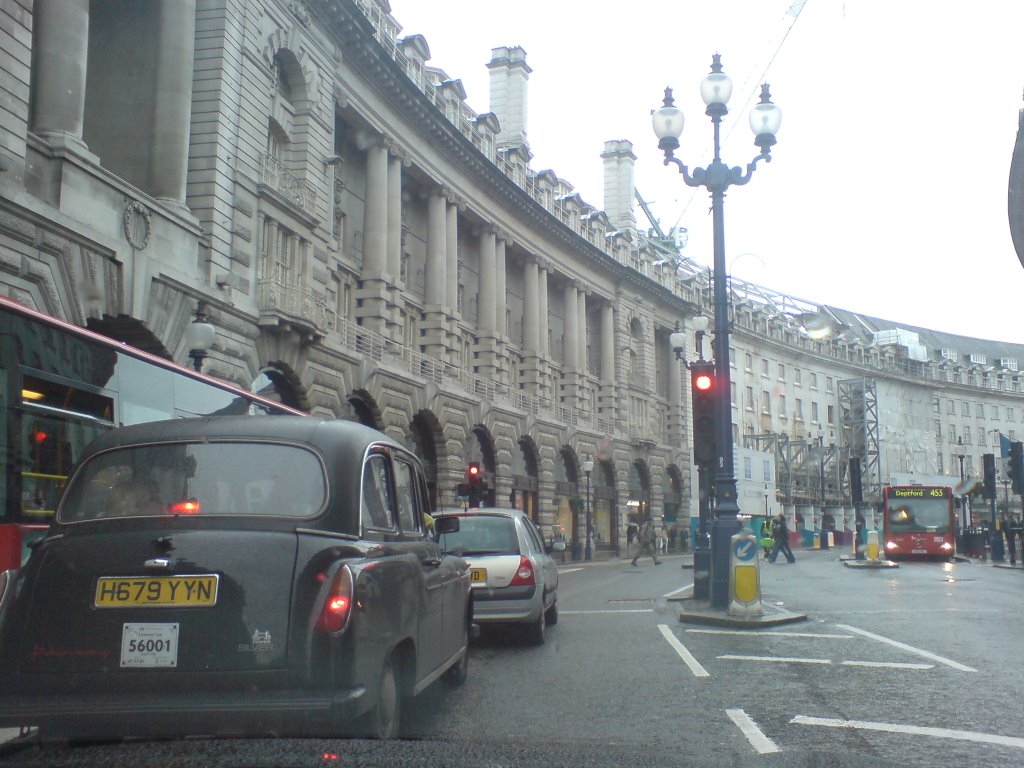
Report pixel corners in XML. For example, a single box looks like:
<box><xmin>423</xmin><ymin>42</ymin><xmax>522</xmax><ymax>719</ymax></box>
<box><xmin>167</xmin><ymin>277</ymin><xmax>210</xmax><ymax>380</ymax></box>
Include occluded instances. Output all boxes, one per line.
<box><xmin>58</xmin><ymin>441</ymin><xmax>326</xmax><ymax>522</ymax></box>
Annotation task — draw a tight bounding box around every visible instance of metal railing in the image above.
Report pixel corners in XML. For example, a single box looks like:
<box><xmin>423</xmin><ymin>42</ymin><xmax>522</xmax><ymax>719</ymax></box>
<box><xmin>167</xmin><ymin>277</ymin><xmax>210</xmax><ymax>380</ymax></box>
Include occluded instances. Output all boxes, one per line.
<box><xmin>261</xmin><ymin>154</ymin><xmax>317</xmax><ymax>217</ymax></box>
<box><xmin>258</xmin><ymin>277</ymin><xmax>336</xmax><ymax>333</ymax></box>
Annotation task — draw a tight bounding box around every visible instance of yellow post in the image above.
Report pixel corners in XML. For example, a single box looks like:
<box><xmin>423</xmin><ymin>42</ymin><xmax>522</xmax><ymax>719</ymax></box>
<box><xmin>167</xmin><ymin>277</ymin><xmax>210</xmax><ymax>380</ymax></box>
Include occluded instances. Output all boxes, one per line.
<box><xmin>866</xmin><ymin>530</ymin><xmax>880</xmax><ymax>562</ymax></box>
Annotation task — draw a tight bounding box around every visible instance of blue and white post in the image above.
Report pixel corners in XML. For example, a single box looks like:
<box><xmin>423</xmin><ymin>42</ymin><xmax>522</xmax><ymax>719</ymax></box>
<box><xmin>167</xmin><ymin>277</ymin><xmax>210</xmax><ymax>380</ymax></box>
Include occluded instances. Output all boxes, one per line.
<box><xmin>728</xmin><ymin>529</ymin><xmax>764</xmax><ymax>618</ymax></box>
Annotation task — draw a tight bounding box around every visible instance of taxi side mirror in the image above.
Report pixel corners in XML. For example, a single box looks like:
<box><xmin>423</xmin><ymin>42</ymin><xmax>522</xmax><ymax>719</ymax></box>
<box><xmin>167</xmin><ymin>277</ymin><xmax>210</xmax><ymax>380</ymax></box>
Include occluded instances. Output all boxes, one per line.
<box><xmin>434</xmin><ymin>516</ymin><xmax>459</xmax><ymax>536</ymax></box>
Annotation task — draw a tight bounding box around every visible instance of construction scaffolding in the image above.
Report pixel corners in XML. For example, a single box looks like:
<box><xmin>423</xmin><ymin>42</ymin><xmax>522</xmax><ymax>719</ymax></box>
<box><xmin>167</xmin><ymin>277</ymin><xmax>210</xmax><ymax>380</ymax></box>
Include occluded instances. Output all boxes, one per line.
<box><xmin>838</xmin><ymin>377</ymin><xmax>881</xmax><ymax>506</ymax></box>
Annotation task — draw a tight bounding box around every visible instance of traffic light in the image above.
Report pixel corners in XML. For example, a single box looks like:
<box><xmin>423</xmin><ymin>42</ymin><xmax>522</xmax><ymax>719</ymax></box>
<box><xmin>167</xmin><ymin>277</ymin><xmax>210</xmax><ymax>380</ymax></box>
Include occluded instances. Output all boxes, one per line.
<box><xmin>690</xmin><ymin>361</ymin><xmax>717</xmax><ymax>468</ymax></box>
<box><xmin>982</xmin><ymin>453</ymin><xmax>996</xmax><ymax>500</ymax></box>
<box><xmin>1010</xmin><ymin>441</ymin><xmax>1024</xmax><ymax>496</ymax></box>
<box><xmin>466</xmin><ymin>461</ymin><xmax>482</xmax><ymax>507</ymax></box>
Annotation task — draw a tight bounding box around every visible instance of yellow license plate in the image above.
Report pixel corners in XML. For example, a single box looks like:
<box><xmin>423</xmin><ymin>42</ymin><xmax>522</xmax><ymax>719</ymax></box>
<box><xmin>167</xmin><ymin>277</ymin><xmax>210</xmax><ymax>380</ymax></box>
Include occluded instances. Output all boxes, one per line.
<box><xmin>94</xmin><ymin>575</ymin><xmax>220</xmax><ymax>608</ymax></box>
<box><xmin>470</xmin><ymin>568</ymin><xmax>487</xmax><ymax>584</ymax></box>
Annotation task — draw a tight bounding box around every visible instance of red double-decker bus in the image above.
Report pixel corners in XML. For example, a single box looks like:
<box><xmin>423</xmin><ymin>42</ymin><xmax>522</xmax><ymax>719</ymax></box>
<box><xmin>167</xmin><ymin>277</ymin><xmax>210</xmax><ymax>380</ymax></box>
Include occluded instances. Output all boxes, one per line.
<box><xmin>882</xmin><ymin>485</ymin><xmax>956</xmax><ymax>559</ymax></box>
<box><xmin>0</xmin><ymin>296</ymin><xmax>304</xmax><ymax>571</ymax></box>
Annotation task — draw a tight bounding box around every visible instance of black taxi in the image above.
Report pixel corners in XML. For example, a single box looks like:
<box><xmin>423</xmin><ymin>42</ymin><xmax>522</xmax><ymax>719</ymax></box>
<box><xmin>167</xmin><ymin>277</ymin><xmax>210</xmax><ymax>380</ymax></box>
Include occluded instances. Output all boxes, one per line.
<box><xmin>0</xmin><ymin>416</ymin><xmax>471</xmax><ymax>740</ymax></box>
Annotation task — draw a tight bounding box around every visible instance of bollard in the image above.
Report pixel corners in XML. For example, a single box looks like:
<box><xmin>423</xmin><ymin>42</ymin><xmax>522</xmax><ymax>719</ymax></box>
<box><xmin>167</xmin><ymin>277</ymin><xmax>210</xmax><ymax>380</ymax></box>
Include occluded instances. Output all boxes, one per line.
<box><xmin>728</xmin><ymin>530</ymin><xmax>763</xmax><ymax>618</ymax></box>
<box><xmin>827</xmin><ymin>531</ymin><xmax>835</xmax><ymax>549</ymax></box>
<box><xmin>866</xmin><ymin>530</ymin><xmax>880</xmax><ymax>562</ymax></box>
<box><xmin>812</xmin><ymin>532</ymin><xmax>820</xmax><ymax>549</ymax></box>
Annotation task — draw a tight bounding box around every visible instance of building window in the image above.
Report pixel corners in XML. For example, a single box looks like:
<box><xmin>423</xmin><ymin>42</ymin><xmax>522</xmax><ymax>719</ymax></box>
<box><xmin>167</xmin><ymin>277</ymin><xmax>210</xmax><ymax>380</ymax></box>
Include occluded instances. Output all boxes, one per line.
<box><xmin>948</xmin><ymin>424</ymin><xmax>957</xmax><ymax>443</ymax></box>
<box><xmin>779</xmin><ymin>394</ymin><xmax>787</xmax><ymax>415</ymax></box>
<box><xmin>763</xmin><ymin>459</ymin><xmax>771</xmax><ymax>482</ymax></box>
<box><xmin>762</xmin><ymin>390</ymin><xmax>771</xmax><ymax>414</ymax></box>
<box><xmin>1009</xmin><ymin>407</ymin><xmax>1016</xmax><ymax>422</ymax></box>
<box><xmin>811</xmin><ymin>402</ymin><xmax>819</xmax><ymax>422</ymax></box>
<box><xmin>743</xmin><ymin>456</ymin><xmax>752</xmax><ymax>480</ymax></box>
<box><xmin>794</xmin><ymin>368</ymin><xmax>802</xmax><ymax>386</ymax></box>
<box><xmin>827</xmin><ymin>405</ymin><xmax>834</xmax><ymax>424</ymax></box>
<box><xmin>795</xmin><ymin>398</ymin><xmax>803</xmax><ymax>421</ymax></box>
<box><xmin>746</xmin><ymin>386</ymin><xmax>754</xmax><ymax>411</ymax></box>
<box><xmin>962</xmin><ymin>402</ymin><xmax>970</xmax><ymax>417</ymax></box>
<box><xmin>778</xmin><ymin>363</ymin><xmax>785</xmax><ymax>381</ymax></box>
<box><xmin>947</xmin><ymin>400</ymin><xmax>955</xmax><ymax>415</ymax></box>
<box><xmin>991</xmin><ymin>405</ymin><xmax>999</xmax><ymax>420</ymax></box>
<box><xmin>810</xmin><ymin>373</ymin><xmax>818</xmax><ymax>390</ymax></box>
<box><xmin>762</xmin><ymin>359</ymin><xmax>770</xmax><ymax>377</ymax></box>
<box><xmin>745</xmin><ymin>352</ymin><xmax>753</xmax><ymax>371</ymax></box>
<box><xmin>826</xmin><ymin>376</ymin><xmax>833</xmax><ymax>393</ymax></box>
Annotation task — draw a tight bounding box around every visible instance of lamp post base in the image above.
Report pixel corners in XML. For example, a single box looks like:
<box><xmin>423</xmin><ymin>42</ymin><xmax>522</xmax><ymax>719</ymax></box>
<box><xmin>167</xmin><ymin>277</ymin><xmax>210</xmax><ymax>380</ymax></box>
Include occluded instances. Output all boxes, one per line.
<box><xmin>693</xmin><ymin>533</ymin><xmax>711</xmax><ymax>601</ymax></box>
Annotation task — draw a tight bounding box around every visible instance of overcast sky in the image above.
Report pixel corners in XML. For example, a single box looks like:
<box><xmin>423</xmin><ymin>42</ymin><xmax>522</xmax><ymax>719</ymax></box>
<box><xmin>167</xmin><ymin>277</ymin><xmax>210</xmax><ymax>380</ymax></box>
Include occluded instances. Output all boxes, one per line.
<box><xmin>386</xmin><ymin>0</ymin><xmax>1024</xmax><ymax>344</ymax></box>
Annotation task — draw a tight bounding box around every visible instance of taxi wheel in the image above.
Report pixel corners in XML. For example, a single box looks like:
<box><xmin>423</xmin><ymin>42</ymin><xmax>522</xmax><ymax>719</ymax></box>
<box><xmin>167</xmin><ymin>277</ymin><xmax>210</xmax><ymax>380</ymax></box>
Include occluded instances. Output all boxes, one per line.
<box><xmin>545</xmin><ymin>598</ymin><xmax>558</xmax><ymax>626</ymax></box>
<box><xmin>361</xmin><ymin>656</ymin><xmax>401</xmax><ymax>739</ymax></box>
<box><xmin>443</xmin><ymin>621</ymin><xmax>469</xmax><ymax>687</ymax></box>
<box><xmin>525</xmin><ymin>600</ymin><xmax>546</xmax><ymax>645</ymax></box>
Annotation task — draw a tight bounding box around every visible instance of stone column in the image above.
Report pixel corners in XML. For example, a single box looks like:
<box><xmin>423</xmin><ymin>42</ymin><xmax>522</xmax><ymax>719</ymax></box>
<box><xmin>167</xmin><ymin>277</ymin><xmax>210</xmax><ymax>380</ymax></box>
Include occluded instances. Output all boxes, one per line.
<box><xmin>577</xmin><ymin>288</ymin><xmax>588</xmax><ymax>374</ymax></box>
<box><xmin>600</xmin><ymin>302</ymin><xmax>617</xmax><ymax>420</ymax></box>
<box><xmin>362</xmin><ymin>143</ymin><xmax>388</xmax><ymax>274</ymax></box>
<box><xmin>495</xmin><ymin>236</ymin><xmax>507</xmax><ymax>335</ymax></box>
<box><xmin>387</xmin><ymin>154</ymin><xmax>403</xmax><ymax>282</ymax></box>
<box><xmin>563</xmin><ymin>282</ymin><xmax>578</xmax><ymax>372</ymax></box>
<box><xmin>150</xmin><ymin>0</ymin><xmax>196</xmax><ymax>204</ymax></box>
<box><xmin>30</xmin><ymin>0</ymin><xmax>94</xmax><ymax>157</ymax></box>
<box><xmin>478</xmin><ymin>230</ymin><xmax>496</xmax><ymax>334</ymax></box>
<box><xmin>523</xmin><ymin>259</ymin><xmax>539</xmax><ymax>355</ymax></box>
<box><xmin>446</xmin><ymin>202</ymin><xmax>459</xmax><ymax>313</ymax></box>
<box><xmin>425</xmin><ymin>191</ymin><xmax>446</xmax><ymax>306</ymax></box>
<box><xmin>538</xmin><ymin>263</ymin><xmax>549</xmax><ymax>357</ymax></box>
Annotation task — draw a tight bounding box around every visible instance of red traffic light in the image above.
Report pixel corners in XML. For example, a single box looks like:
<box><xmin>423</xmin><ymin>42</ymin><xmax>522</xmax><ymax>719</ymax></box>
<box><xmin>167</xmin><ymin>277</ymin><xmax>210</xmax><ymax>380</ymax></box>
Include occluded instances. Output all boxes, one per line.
<box><xmin>694</xmin><ymin>373</ymin><xmax>714</xmax><ymax>391</ymax></box>
<box><xmin>468</xmin><ymin>462</ymin><xmax>481</xmax><ymax>478</ymax></box>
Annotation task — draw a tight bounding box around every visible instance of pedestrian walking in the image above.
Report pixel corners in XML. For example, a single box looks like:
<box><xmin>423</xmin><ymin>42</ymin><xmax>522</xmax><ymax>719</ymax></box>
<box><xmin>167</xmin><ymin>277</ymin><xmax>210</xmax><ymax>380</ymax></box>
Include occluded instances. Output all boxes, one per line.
<box><xmin>630</xmin><ymin>516</ymin><xmax>662</xmax><ymax>566</ymax></box>
<box><xmin>768</xmin><ymin>512</ymin><xmax>796</xmax><ymax>564</ymax></box>
<box><xmin>759</xmin><ymin>516</ymin><xmax>774</xmax><ymax>559</ymax></box>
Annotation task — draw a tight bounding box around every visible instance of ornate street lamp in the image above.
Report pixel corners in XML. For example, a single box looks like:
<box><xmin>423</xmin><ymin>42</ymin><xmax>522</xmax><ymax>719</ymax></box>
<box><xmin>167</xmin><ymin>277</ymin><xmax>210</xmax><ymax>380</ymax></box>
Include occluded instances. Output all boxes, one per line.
<box><xmin>583</xmin><ymin>455</ymin><xmax>594</xmax><ymax>561</ymax></box>
<box><xmin>186</xmin><ymin>301</ymin><xmax>216</xmax><ymax>373</ymax></box>
<box><xmin>654</xmin><ymin>55</ymin><xmax>781</xmax><ymax>609</ymax></box>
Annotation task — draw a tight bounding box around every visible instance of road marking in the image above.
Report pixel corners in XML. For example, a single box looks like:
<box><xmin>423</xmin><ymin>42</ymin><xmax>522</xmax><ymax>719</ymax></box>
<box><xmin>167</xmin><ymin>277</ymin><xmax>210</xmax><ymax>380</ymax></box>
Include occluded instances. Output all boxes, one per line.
<box><xmin>687</xmin><ymin>629</ymin><xmax>853</xmax><ymax>639</ymax></box>
<box><xmin>560</xmin><ymin>609</ymin><xmax>653</xmax><ymax>615</ymax></box>
<box><xmin>791</xmin><ymin>716</ymin><xmax>1024</xmax><ymax>750</ymax></box>
<box><xmin>657</xmin><ymin>624</ymin><xmax>710</xmax><ymax>677</ymax></box>
<box><xmin>558</xmin><ymin>568</ymin><xmax>584</xmax><ymax>574</ymax></box>
<box><xmin>841</xmin><ymin>660</ymin><xmax>933</xmax><ymax>670</ymax></box>
<box><xmin>664</xmin><ymin>583</ymin><xmax>693</xmax><ymax>598</ymax></box>
<box><xmin>719</xmin><ymin>655</ymin><xmax>831</xmax><ymax>664</ymax></box>
<box><xmin>726</xmin><ymin>709</ymin><xmax>780</xmax><ymax>755</ymax></box>
<box><xmin>835</xmin><ymin>624</ymin><xmax>977</xmax><ymax>672</ymax></box>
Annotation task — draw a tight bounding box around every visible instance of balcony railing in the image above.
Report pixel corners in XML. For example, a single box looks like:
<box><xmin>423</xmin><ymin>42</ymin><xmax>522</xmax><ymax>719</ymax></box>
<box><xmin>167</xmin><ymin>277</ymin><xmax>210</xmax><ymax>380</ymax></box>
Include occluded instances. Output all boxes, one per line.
<box><xmin>258</xmin><ymin>277</ymin><xmax>336</xmax><ymax>334</ymax></box>
<box><xmin>261</xmin><ymin>154</ymin><xmax>317</xmax><ymax>217</ymax></box>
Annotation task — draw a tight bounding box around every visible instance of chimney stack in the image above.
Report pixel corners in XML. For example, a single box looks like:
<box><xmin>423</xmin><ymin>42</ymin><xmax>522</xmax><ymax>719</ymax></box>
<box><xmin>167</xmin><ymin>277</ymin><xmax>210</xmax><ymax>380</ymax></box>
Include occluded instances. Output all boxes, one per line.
<box><xmin>488</xmin><ymin>46</ymin><xmax>531</xmax><ymax>151</ymax></box>
<box><xmin>601</xmin><ymin>140</ymin><xmax>637</xmax><ymax>233</ymax></box>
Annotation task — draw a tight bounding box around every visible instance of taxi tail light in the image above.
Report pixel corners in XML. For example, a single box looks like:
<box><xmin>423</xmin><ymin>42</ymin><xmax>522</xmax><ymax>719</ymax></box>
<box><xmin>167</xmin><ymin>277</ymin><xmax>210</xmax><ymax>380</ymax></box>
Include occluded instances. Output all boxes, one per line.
<box><xmin>168</xmin><ymin>499</ymin><xmax>200</xmax><ymax>515</ymax></box>
<box><xmin>508</xmin><ymin>556</ymin><xmax>535</xmax><ymax>586</ymax></box>
<box><xmin>318</xmin><ymin>565</ymin><xmax>354</xmax><ymax>633</ymax></box>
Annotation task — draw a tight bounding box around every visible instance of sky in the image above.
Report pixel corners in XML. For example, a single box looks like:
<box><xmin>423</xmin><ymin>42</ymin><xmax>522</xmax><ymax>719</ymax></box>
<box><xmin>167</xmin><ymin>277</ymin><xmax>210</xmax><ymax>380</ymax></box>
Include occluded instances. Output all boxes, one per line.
<box><xmin>386</xmin><ymin>0</ymin><xmax>1024</xmax><ymax>344</ymax></box>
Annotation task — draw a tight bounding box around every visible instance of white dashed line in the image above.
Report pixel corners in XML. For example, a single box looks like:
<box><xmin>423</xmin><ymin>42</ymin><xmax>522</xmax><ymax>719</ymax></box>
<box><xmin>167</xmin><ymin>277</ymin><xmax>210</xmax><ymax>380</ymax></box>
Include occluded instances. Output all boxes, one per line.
<box><xmin>557</xmin><ymin>567</ymin><xmax>584</xmax><ymax>574</ymax></box>
<box><xmin>657</xmin><ymin>624</ymin><xmax>710</xmax><ymax>677</ymax></box>
<box><xmin>686</xmin><ymin>629</ymin><xmax>853</xmax><ymax>639</ymax></box>
<box><xmin>727</xmin><ymin>709</ymin><xmax>780</xmax><ymax>755</ymax></box>
<box><xmin>841</xmin><ymin>660</ymin><xmax>933</xmax><ymax>670</ymax></box>
<box><xmin>791</xmin><ymin>716</ymin><xmax>1024</xmax><ymax>750</ymax></box>
<box><xmin>719</xmin><ymin>655</ymin><xmax>831</xmax><ymax>664</ymax></box>
<box><xmin>835</xmin><ymin>624</ymin><xmax>977</xmax><ymax>672</ymax></box>
<box><xmin>560</xmin><ymin>609</ymin><xmax>653</xmax><ymax>615</ymax></box>
<box><xmin>663</xmin><ymin>583</ymin><xmax>693</xmax><ymax>598</ymax></box>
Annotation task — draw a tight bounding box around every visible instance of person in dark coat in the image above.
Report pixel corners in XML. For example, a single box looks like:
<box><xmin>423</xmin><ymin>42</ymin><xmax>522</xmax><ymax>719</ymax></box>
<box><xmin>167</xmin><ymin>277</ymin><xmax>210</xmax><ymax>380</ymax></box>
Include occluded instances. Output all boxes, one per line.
<box><xmin>768</xmin><ymin>513</ymin><xmax>796</xmax><ymax>563</ymax></box>
<box><xmin>630</xmin><ymin>516</ymin><xmax>662</xmax><ymax>566</ymax></box>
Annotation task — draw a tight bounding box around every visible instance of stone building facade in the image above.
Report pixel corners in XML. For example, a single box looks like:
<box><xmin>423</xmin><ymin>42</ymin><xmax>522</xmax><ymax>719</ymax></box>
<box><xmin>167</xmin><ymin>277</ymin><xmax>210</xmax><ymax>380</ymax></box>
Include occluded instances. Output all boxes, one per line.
<box><xmin>1</xmin><ymin>0</ymin><xmax>1022</xmax><ymax>555</ymax></box>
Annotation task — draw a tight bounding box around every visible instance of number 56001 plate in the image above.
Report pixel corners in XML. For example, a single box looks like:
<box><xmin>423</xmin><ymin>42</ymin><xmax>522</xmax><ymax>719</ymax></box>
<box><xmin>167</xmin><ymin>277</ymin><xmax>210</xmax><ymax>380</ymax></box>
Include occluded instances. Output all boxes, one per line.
<box><xmin>120</xmin><ymin>623</ymin><xmax>179</xmax><ymax>668</ymax></box>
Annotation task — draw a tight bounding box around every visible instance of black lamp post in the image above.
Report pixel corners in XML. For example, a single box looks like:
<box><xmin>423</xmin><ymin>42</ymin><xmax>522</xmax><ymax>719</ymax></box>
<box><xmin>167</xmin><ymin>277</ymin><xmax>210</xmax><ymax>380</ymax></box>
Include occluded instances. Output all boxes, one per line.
<box><xmin>654</xmin><ymin>55</ymin><xmax>781</xmax><ymax>609</ymax></box>
<box><xmin>672</xmin><ymin>314</ymin><xmax>712</xmax><ymax>600</ymax></box>
<box><xmin>186</xmin><ymin>301</ymin><xmax>216</xmax><ymax>373</ymax></box>
<box><xmin>956</xmin><ymin>435</ymin><xmax>967</xmax><ymax>529</ymax></box>
<box><xmin>583</xmin><ymin>456</ymin><xmax>594</xmax><ymax>561</ymax></box>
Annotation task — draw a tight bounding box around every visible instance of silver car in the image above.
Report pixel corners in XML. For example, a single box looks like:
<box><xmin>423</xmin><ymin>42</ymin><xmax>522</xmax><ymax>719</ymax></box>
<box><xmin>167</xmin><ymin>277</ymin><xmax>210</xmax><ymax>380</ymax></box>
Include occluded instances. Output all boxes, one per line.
<box><xmin>435</xmin><ymin>508</ymin><xmax>559</xmax><ymax>644</ymax></box>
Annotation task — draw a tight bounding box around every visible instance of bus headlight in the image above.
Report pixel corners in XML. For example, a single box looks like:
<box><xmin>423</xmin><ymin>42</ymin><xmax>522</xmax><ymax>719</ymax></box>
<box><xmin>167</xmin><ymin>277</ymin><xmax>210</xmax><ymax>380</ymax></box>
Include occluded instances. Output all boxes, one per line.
<box><xmin>941</xmin><ymin>542</ymin><xmax>953</xmax><ymax>550</ymax></box>
<box><xmin>885</xmin><ymin>541</ymin><xmax>897</xmax><ymax>550</ymax></box>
